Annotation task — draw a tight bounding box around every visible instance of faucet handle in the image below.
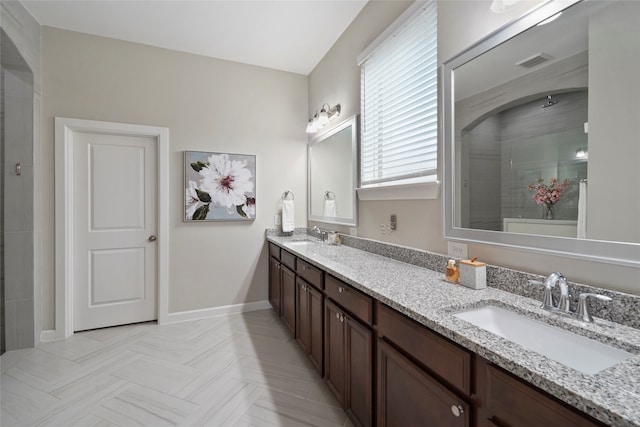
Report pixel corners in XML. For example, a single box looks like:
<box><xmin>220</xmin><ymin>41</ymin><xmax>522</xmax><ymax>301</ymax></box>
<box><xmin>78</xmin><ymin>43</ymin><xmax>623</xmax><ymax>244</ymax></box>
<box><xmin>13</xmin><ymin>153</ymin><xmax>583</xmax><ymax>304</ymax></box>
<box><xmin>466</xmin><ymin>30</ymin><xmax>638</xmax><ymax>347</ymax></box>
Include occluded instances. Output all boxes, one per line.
<box><xmin>576</xmin><ymin>293</ymin><xmax>612</xmax><ymax>323</ymax></box>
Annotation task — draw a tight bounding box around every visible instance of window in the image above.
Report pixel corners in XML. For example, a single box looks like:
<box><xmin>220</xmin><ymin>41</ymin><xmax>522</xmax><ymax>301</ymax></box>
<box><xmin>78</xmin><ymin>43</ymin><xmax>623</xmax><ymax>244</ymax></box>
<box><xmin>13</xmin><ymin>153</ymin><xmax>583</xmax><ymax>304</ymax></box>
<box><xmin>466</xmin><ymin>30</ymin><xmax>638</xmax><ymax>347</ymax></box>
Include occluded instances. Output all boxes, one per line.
<box><xmin>358</xmin><ymin>1</ymin><xmax>438</xmax><ymax>189</ymax></box>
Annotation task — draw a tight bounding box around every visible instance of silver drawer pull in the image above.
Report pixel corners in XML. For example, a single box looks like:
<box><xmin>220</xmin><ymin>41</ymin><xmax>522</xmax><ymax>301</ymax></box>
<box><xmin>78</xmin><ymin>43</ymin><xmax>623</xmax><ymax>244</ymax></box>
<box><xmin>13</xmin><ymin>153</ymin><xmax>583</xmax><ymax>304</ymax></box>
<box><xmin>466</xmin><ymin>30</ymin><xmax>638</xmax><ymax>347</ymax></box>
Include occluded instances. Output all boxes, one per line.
<box><xmin>450</xmin><ymin>404</ymin><xmax>464</xmax><ymax>417</ymax></box>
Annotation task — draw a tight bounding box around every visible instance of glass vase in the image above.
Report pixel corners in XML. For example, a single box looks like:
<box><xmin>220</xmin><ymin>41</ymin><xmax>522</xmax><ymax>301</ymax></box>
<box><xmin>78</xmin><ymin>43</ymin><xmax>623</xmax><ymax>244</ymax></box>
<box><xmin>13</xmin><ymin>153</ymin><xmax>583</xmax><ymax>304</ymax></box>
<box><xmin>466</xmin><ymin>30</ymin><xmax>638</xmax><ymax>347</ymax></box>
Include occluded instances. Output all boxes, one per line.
<box><xmin>543</xmin><ymin>204</ymin><xmax>554</xmax><ymax>220</ymax></box>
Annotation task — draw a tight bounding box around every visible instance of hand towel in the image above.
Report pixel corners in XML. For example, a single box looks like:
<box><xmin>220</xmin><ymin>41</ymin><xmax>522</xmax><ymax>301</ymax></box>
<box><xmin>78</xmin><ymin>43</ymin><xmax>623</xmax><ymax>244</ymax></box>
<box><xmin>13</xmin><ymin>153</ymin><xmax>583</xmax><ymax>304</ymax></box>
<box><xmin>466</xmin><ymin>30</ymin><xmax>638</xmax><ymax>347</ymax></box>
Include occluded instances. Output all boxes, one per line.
<box><xmin>323</xmin><ymin>199</ymin><xmax>337</xmax><ymax>217</ymax></box>
<box><xmin>282</xmin><ymin>200</ymin><xmax>295</xmax><ymax>232</ymax></box>
<box><xmin>577</xmin><ymin>181</ymin><xmax>587</xmax><ymax>239</ymax></box>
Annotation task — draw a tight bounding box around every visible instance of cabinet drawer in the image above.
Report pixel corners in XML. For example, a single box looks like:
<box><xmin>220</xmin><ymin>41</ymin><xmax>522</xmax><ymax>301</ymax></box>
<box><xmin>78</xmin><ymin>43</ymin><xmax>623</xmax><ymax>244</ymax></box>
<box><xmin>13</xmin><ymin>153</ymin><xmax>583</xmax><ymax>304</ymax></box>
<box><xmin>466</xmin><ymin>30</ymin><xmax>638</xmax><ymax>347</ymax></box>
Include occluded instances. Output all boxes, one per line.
<box><xmin>325</xmin><ymin>275</ymin><xmax>373</xmax><ymax>326</ymax></box>
<box><xmin>376</xmin><ymin>303</ymin><xmax>471</xmax><ymax>395</ymax></box>
<box><xmin>297</xmin><ymin>259</ymin><xmax>324</xmax><ymax>290</ymax></box>
<box><xmin>483</xmin><ymin>364</ymin><xmax>604</xmax><ymax>427</ymax></box>
<box><xmin>281</xmin><ymin>249</ymin><xmax>296</xmax><ymax>271</ymax></box>
<box><xmin>269</xmin><ymin>242</ymin><xmax>281</xmax><ymax>260</ymax></box>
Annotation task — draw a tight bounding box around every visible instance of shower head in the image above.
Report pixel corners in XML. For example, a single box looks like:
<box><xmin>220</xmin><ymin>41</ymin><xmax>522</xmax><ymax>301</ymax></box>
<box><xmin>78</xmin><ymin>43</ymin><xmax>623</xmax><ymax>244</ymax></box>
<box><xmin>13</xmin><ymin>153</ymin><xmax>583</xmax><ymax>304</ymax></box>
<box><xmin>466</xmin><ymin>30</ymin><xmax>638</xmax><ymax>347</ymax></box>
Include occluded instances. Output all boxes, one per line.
<box><xmin>542</xmin><ymin>95</ymin><xmax>558</xmax><ymax>108</ymax></box>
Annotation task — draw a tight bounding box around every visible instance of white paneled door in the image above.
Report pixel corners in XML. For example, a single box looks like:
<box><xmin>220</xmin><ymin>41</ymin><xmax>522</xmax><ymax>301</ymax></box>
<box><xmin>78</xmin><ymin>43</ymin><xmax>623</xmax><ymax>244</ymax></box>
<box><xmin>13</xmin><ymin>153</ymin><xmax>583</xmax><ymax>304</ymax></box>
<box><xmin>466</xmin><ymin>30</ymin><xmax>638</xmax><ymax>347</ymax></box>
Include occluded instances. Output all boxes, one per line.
<box><xmin>72</xmin><ymin>131</ymin><xmax>157</xmax><ymax>331</ymax></box>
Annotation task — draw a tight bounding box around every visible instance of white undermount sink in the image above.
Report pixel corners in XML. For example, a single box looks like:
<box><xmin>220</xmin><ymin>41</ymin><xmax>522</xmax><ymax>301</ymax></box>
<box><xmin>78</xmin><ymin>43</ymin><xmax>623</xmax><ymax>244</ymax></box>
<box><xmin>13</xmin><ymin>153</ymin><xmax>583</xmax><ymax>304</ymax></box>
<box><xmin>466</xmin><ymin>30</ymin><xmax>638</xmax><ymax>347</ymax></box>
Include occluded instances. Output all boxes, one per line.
<box><xmin>287</xmin><ymin>240</ymin><xmax>316</xmax><ymax>246</ymax></box>
<box><xmin>454</xmin><ymin>305</ymin><xmax>634</xmax><ymax>374</ymax></box>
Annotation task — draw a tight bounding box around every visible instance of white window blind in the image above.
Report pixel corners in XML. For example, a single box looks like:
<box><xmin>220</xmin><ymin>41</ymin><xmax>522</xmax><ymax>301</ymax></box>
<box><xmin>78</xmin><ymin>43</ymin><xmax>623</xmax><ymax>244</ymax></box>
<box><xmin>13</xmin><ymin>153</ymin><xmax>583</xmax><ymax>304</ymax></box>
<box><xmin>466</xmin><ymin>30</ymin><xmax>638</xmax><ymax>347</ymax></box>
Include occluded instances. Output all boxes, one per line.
<box><xmin>359</xmin><ymin>1</ymin><xmax>438</xmax><ymax>187</ymax></box>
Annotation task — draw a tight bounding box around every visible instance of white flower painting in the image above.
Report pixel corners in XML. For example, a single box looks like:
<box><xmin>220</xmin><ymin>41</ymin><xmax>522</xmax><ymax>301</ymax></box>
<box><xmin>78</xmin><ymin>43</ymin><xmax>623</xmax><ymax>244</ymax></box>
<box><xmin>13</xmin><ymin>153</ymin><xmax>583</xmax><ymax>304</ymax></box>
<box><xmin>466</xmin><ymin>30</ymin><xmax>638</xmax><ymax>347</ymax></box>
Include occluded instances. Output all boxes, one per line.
<box><xmin>184</xmin><ymin>151</ymin><xmax>256</xmax><ymax>221</ymax></box>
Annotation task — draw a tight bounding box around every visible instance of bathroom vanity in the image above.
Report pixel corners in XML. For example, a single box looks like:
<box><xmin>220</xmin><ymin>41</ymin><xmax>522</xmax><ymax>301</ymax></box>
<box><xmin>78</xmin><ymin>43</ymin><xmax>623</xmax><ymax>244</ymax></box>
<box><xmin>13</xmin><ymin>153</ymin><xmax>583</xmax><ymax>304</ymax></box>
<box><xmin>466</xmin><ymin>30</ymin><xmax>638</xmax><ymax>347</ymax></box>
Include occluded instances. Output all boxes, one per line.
<box><xmin>266</xmin><ymin>233</ymin><xmax>639</xmax><ymax>427</ymax></box>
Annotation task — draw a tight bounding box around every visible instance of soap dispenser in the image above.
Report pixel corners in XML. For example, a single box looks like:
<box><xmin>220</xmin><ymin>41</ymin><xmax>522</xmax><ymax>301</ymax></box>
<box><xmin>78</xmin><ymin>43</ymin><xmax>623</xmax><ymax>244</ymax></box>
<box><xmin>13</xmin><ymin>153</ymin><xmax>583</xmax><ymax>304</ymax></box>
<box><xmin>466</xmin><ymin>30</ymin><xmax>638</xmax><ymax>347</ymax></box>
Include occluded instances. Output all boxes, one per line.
<box><xmin>445</xmin><ymin>259</ymin><xmax>459</xmax><ymax>283</ymax></box>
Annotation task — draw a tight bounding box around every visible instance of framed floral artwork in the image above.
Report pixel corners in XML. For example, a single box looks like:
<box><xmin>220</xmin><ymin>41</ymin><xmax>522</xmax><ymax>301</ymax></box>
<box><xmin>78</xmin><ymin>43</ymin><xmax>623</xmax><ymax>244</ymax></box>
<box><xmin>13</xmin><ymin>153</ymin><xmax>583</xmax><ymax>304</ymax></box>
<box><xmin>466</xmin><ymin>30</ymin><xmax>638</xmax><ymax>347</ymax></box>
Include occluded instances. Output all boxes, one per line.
<box><xmin>184</xmin><ymin>151</ymin><xmax>256</xmax><ymax>221</ymax></box>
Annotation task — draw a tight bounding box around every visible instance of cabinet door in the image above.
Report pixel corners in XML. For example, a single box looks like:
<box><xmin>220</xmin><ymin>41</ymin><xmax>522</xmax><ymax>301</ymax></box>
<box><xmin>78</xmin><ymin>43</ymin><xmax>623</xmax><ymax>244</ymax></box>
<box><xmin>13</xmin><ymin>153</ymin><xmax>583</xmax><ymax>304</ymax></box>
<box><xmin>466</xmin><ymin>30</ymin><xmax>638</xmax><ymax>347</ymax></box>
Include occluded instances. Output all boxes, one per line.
<box><xmin>377</xmin><ymin>339</ymin><xmax>470</xmax><ymax>427</ymax></box>
<box><xmin>325</xmin><ymin>299</ymin><xmax>345</xmax><ymax>406</ymax></box>
<box><xmin>296</xmin><ymin>278</ymin><xmax>310</xmax><ymax>353</ymax></box>
<box><xmin>268</xmin><ymin>257</ymin><xmax>281</xmax><ymax>314</ymax></box>
<box><xmin>345</xmin><ymin>316</ymin><xmax>372</xmax><ymax>427</ymax></box>
<box><xmin>281</xmin><ymin>265</ymin><xmax>296</xmax><ymax>336</ymax></box>
<box><xmin>308</xmin><ymin>285</ymin><xmax>324</xmax><ymax>375</ymax></box>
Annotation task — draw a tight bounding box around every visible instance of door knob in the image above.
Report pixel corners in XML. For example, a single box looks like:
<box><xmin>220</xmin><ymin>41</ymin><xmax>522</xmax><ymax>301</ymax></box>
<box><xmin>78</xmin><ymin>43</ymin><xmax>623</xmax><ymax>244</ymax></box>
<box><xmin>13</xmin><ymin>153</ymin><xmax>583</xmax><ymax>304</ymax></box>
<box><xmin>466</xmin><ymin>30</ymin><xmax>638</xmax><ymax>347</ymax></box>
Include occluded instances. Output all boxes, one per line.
<box><xmin>148</xmin><ymin>235</ymin><xmax>157</xmax><ymax>242</ymax></box>
<box><xmin>451</xmin><ymin>404</ymin><xmax>464</xmax><ymax>417</ymax></box>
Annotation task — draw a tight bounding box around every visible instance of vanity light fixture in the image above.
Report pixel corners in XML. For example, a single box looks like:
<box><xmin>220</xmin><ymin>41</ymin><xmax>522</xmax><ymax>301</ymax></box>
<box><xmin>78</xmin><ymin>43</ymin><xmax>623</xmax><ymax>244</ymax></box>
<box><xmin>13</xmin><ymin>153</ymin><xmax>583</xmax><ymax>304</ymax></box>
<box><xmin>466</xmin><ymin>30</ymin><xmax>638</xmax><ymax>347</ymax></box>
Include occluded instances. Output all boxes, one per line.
<box><xmin>490</xmin><ymin>0</ymin><xmax>519</xmax><ymax>13</ymax></box>
<box><xmin>306</xmin><ymin>103</ymin><xmax>341</xmax><ymax>134</ymax></box>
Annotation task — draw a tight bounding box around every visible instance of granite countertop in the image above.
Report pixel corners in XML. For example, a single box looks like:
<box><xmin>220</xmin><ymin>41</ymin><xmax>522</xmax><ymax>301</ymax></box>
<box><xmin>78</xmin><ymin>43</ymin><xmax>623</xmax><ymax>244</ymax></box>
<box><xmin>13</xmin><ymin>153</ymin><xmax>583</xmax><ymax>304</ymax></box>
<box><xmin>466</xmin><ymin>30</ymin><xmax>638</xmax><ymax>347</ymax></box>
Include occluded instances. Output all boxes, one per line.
<box><xmin>267</xmin><ymin>235</ymin><xmax>640</xmax><ymax>427</ymax></box>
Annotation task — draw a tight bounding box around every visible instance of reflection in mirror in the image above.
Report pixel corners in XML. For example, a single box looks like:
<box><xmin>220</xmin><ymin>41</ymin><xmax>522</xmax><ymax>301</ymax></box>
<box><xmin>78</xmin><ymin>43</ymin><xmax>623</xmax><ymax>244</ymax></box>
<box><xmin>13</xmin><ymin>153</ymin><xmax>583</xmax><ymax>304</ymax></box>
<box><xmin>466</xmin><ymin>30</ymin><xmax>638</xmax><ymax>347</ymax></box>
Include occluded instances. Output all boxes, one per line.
<box><xmin>443</xmin><ymin>0</ymin><xmax>640</xmax><ymax>266</ymax></box>
<box><xmin>308</xmin><ymin>115</ymin><xmax>359</xmax><ymax>226</ymax></box>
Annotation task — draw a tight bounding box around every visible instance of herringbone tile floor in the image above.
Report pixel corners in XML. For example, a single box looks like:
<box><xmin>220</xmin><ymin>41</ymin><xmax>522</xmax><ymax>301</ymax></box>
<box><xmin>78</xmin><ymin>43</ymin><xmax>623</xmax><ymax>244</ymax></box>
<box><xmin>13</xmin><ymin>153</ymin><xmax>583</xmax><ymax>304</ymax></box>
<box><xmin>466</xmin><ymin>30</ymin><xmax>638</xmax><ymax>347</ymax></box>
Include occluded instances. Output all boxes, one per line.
<box><xmin>1</xmin><ymin>309</ymin><xmax>354</xmax><ymax>427</ymax></box>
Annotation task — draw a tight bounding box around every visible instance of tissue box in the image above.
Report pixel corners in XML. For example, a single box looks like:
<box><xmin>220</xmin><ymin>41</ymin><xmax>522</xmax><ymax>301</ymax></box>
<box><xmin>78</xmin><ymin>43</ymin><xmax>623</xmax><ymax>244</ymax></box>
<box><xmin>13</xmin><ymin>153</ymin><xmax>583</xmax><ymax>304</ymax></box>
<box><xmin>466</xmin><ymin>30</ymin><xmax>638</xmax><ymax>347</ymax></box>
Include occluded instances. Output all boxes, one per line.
<box><xmin>459</xmin><ymin>259</ymin><xmax>486</xmax><ymax>290</ymax></box>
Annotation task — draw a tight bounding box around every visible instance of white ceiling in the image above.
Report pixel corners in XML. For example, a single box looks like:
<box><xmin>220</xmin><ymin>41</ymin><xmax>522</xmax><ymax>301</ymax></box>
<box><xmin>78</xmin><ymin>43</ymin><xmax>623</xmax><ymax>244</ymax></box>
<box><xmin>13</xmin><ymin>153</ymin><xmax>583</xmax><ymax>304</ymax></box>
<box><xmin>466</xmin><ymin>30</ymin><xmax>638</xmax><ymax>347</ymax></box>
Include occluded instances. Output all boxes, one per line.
<box><xmin>21</xmin><ymin>0</ymin><xmax>369</xmax><ymax>75</ymax></box>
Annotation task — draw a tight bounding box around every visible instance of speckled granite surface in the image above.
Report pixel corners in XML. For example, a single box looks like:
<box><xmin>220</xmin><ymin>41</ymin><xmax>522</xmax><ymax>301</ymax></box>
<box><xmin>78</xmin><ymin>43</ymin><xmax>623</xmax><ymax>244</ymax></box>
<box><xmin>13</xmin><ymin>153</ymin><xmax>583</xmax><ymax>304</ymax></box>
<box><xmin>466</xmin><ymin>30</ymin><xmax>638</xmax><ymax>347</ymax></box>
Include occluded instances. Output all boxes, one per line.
<box><xmin>266</xmin><ymin>232</ymin><xmax>640</xmax><ymax>427</ymax></box>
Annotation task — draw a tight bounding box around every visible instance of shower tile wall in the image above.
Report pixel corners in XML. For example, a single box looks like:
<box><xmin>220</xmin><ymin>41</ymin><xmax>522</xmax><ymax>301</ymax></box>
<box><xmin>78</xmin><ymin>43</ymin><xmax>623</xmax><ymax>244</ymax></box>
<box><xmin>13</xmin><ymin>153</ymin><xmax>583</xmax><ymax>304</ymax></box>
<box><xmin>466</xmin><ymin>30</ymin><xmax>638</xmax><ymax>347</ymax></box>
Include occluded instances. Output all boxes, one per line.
<box><xmin>2</xmin><ymin>65</ymin><xmax>35</xmax><ymax>350</ymax></box>
<box><xmin>1</xmin><ymin>1</ymin><xmax>42</xmax><ymax>350</ymax></box>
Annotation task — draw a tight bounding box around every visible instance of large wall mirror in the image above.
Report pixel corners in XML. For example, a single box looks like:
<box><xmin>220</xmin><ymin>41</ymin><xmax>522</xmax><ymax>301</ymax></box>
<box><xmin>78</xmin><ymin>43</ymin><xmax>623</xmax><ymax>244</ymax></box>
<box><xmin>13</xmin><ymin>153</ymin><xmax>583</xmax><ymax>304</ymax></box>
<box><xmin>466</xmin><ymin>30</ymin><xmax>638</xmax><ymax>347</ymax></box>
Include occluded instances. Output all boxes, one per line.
<box><xmin>443</xmin><ymin>0</ymin><xmax>640</xmax><ymax>267</ymax></box>
<box><xmin>308</xmin><ymin>115</ymin><xmax>359</xmax><ymax>226</ymax></box>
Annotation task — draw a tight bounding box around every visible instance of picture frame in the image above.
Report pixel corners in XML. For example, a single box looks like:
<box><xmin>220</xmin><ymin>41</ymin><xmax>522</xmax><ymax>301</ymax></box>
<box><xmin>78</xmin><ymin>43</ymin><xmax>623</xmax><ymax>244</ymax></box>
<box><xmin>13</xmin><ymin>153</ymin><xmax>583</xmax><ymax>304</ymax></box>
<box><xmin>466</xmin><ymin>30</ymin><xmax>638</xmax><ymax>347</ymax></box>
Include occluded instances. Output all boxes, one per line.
<box><xmin>184</xmin><ymin>150</ymin><xmax>256</xmax><ymax>221</ymax></box>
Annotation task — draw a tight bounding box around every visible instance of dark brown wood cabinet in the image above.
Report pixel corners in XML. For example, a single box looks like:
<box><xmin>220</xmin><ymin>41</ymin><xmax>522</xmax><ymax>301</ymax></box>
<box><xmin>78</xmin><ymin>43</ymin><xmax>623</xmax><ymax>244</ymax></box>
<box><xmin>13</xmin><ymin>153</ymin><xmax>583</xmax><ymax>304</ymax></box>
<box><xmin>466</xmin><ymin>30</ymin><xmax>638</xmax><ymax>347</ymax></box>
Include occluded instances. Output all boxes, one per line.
<box><xmin>280</xmin><ymin>264</ymin><xmax>296</xmax><ymax>335</ymax></box>
<box><xmin>476</xmin><ymin>359</ymin><xmax>605</xmax><ymax>427</ymax></box>
<box><xmin>376</xmin><ymin>303</ymin><xmax>471</xmax><ymax>395</ymax></box>
<box><xmin>268</xmin><ymin>243</ymin><xmax>296</xmax><ymax>335</ymax></box>
<box><xmin>325</xmin><ymin>299</ymin><xmax>346</xmax><ymax>406</ymax></box>
<box><xmin>376</xmin><ymin>302</ymin><xmax>471</xmax><ymax>427</ymax></box>
<box><xmin>345</xmin><ymin>312</ymin><xmax>373</xmax><ymax>427</ymax></box>
<box><xmin>325</xmin><ymin>291</ymin><xmax>373</xmax><ymax>427</ymax></box>
<box><xmin>269</xmin><ymin>241</ymin><xmax>609</xmax><ymax>427</ymax></box>
<box><xmin>377</xmin><ymin>339</ymin><xmax>470</xmax><ymax>427</ymax></box>
<box><xmin>296</xmin><ymin>276</ymin><xmax>324</xmax><ymax>374</ymax></box>
<box><xmin>268</xmin><ymin>256</ymin><xmax>281</xmax><ymax>314</ymax></box>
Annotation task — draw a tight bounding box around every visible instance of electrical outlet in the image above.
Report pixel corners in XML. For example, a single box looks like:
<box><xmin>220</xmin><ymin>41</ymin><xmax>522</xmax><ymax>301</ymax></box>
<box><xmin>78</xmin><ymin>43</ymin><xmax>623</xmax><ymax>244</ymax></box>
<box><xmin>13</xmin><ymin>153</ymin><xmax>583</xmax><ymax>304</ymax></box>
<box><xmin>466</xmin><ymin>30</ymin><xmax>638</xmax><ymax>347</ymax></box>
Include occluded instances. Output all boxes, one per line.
<box><xmin>349</xmin><ymin>227</ymin><xmax>358</xmax><ymax>236</ymax></box>
<box><xmin>448</xmin><ymin>241</ymin><xmax>468</xmax><ymax>259</ymax></box>
<box><xmin>390</xmin><ymin>214</ymin><xmax>397</xmax><ymax>231</ymax></box>
<box><xmin>274</xmin><ymin>214</ymin><xmax>281</xmax><ymax>226</ymax></box>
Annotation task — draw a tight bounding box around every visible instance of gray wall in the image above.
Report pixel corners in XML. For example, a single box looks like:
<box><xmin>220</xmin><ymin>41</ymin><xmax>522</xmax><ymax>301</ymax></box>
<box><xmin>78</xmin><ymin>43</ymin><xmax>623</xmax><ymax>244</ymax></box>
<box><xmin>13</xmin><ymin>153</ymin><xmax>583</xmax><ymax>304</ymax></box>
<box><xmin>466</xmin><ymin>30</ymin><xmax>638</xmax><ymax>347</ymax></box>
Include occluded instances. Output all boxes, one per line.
<box><xmin>588</xmin><ymin>1</ymin><xmax>640</xmax><ymax>244</ymax></box>
<box><xmin>41</xmin><ymin>27</ymin><xmax>308</xmax><ymax>329</ymax></box>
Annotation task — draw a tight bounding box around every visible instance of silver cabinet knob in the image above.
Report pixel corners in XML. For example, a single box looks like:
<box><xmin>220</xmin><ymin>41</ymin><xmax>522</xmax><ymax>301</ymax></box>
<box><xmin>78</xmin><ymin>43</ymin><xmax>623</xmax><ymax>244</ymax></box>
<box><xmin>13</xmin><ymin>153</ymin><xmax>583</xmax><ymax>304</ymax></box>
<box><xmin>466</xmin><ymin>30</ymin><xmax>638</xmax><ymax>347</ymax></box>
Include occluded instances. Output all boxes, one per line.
<box><xmin>451</xmin><ymin>404</ymin><xmax>464</xmax><ymax>417</ymax></box>
<box><xmin>338</xmin><ymin>286</ymin><xmax>344</xmax><ymax>293</ymax></box>
<box><xmin>148</xmin><ymin>235</ymin><xmax>157</xmax><ymax>242</ymax></box>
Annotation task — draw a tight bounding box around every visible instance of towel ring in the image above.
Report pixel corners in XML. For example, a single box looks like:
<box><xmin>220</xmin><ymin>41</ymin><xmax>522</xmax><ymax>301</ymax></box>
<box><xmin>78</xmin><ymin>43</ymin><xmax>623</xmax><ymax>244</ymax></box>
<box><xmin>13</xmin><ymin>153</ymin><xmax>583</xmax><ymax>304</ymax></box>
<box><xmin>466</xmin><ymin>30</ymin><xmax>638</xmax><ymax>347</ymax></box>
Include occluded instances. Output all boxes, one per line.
<box><xmin>283</xmin><ymin>190</ymin><xmax>295</xmax><ymax>201</ymax></box>
<box><xmin>324</xmin><ymin>191</ymin><xmax>336</xmax><ymax>200</ymax></box>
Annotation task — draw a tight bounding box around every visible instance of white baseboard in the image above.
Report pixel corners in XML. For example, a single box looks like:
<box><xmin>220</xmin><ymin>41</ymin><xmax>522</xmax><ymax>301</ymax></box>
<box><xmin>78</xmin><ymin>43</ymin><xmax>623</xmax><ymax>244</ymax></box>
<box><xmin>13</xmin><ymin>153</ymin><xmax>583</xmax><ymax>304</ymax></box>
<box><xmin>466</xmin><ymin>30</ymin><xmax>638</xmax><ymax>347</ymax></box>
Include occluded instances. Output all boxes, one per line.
<box><xmin>165</xmin><ymin>300</ymin><xmax>272</xmax><ymax>324</ymax></box>
<box><xmin>40</xmin><ymin>330</ymin><xmax>58</xmax><ymax>342</ymax></box>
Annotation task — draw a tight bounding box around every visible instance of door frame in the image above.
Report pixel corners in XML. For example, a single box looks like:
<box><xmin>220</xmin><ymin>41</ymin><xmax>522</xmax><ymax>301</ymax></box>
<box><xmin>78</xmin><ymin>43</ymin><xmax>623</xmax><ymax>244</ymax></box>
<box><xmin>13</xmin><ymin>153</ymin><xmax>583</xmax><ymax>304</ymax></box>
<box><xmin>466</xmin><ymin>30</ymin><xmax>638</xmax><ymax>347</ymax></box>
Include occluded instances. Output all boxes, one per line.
<box><xmin>54</xmin><ymin>117</ymin><xmax>170</xmax><ymax>339</ymax></box>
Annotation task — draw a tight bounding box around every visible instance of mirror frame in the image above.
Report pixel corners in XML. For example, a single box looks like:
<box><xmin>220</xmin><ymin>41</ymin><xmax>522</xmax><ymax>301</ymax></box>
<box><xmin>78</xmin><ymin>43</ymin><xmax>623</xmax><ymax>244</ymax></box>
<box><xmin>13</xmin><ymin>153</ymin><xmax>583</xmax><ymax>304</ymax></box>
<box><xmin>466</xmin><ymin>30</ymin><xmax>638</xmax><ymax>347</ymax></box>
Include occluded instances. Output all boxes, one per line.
<box><xmin>442</xmin><ymin>0</ymin><xmax>640</xmax><ymax>268</ymax></box>
<box><xmin>308</xmin><ymin>114</ymin><xmax>359</xmax><ymax>227</ymax></box>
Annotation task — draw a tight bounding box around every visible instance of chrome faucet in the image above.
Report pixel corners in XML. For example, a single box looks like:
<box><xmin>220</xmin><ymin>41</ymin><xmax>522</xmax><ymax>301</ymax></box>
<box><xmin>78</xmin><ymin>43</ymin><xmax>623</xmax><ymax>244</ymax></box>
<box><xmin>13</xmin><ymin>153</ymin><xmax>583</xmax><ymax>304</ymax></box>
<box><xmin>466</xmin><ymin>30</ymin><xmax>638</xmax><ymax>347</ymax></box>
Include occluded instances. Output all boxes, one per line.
<box><xmin>540</xmin><ymin>272</ymin><xmax>570</xmax><ymax>312</ymax></box>
<box><xmin>533</xmin><ymin>272</ymin><xmax>612</xmax><ymax>322</ymax></box>
<box><xmin>311</xmin><ymin>226</ymin><xmax>328</xmax><ymax>242</ymax></box>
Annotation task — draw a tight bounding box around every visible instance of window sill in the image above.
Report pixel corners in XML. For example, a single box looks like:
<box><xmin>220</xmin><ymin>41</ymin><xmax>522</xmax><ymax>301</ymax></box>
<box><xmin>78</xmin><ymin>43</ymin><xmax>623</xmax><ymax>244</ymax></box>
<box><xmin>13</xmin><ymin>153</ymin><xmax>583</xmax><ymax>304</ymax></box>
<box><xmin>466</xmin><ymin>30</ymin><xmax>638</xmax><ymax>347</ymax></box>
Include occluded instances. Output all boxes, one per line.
<box><xmin>357</xmin><ymin>181</ymin><xmax>441</xmax><ymax>201</ymax></box>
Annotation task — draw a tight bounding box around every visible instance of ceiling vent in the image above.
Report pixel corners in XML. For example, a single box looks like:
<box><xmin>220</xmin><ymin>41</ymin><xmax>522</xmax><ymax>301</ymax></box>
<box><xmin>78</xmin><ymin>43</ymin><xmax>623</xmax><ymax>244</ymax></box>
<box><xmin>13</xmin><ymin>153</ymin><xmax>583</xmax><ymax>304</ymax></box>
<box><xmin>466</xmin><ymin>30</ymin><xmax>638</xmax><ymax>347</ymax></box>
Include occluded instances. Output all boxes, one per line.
<box><xmin>515</xmin><ymin>52</ymin><xmax>554</xmax><ymax>69</ymax></box>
